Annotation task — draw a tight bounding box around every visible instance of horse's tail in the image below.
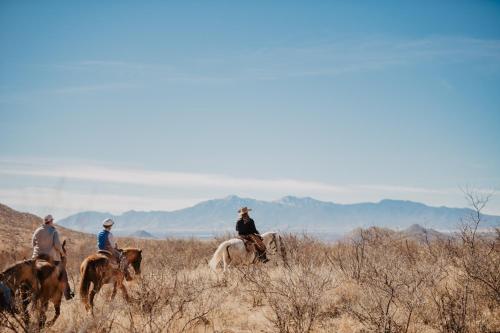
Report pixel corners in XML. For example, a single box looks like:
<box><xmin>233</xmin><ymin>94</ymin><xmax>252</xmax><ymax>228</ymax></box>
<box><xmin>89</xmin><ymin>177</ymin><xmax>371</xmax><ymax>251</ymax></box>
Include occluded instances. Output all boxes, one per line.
<box><xmin>79</xmin><ymin>259</ymin><xmax>92</xmax><ymax>307</ymax></box>
<box><xmin>209</xmin><ymin>241</ymin><xmax>230</xmax><ymax>271</ymax></box>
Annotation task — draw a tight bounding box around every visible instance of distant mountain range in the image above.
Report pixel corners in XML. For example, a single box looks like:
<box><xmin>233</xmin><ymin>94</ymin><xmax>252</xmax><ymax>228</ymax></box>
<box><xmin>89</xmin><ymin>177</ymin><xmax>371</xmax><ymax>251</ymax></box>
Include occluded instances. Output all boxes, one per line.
<box><xmin>57</xmin><ymin>195</ymin><xmax>500</xmax><ymax>238</ymax></box>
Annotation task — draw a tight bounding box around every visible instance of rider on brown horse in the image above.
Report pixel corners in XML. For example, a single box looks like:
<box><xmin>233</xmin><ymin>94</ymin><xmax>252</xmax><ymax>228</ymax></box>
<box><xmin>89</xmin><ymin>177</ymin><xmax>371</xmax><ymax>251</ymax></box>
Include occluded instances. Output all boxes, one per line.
<box><xmin>32</xmin><ymin>214</ymin><xmax>74</xmax><ymax>300</ymax></box>
<box><xmin>97</xmin><ymin>218</ymin><xmax>131</xmax><ymax>280</ymax></box>
<box><xmin>236</xmin><ymin>207</ymin><xmax>269</xmax><ymax>263</ymax></box>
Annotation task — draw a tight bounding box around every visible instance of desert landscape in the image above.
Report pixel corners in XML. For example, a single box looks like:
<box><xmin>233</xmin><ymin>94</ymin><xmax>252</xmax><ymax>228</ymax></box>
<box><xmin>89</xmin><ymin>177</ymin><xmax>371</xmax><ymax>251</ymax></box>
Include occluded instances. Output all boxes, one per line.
<box><xmin>2</xmin><ymin>1</ymin><xmax>499</xmax><ymax>332</ymax></box>
<box><xmin>1</xmin><ymin>192</ymin><xmax>498</xmax><ymax>333</ymax></box>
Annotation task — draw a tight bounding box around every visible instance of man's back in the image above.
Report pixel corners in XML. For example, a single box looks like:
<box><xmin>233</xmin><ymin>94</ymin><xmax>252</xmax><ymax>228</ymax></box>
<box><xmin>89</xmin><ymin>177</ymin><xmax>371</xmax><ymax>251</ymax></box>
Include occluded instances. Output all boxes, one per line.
<box><xmin>98</xmin><ymin>229</ymin><xmax>116</xmax><ymax>251</ymax></box>
<box><xmin>32</xmin><ymin>224</ymin><xmax>61</xmax><ymax>261</ymax></box>
<box><xmin>236</xmin><ymin>217</ymin><xmax>259</xmax><ymax>236</ymax></box>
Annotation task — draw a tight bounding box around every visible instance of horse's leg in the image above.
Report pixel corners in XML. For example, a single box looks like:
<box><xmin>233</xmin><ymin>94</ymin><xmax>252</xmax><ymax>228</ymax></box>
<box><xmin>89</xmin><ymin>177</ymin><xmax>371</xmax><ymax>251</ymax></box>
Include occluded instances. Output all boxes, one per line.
<box><xmin>19</xmin><ymin>287</ymin><xmax>31</xmax><ymax>327</ymax></box>
<box><xmin>117</xmin><ymin>279</ymin><xmax>130</xmax><ymax>302</ymax></box>
<box><xmin>38</xmin><ymin>300</ymin><xmax>49</xmax><ymax>328</ymax></box>
<box><xmin>111</xmin><ymin>281</ymin><xmax>118</xmax><ymax>300</ymax></box>
<box><xmin>222</xmin><ymin>252</ymin><xmax>227</xmax><ymax>272</ymax></box>
<box><xmin>46</xmin><ymin>293</ymin><xmax>62</xmax><ymax>327</ymax></box>
<box><xmin>89</xmin><ymin>281</ymin><xmax>102</xmax><ymax>315</ymax></box>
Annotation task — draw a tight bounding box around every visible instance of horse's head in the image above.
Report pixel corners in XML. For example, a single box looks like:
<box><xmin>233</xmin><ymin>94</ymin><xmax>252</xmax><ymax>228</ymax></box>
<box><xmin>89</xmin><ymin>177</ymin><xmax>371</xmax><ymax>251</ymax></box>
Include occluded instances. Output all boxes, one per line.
<box><xmin>60</xmin><ymin>240</ymin><xmax>67</xmax><ymax>268</ymax></box>
<box><xmin>262</xmin><ymin>232</ymin><xmax>279</xmax><ymax>255</ymax></box>
<box><xmin>262</xmin><ymin>232</ymin><xmax>287</xmax><ymax>265</ymax></box>
<box><xmin>124</xmin><ymin>248</ymin><xmax>142</xmax><ymax>275</ymax></box>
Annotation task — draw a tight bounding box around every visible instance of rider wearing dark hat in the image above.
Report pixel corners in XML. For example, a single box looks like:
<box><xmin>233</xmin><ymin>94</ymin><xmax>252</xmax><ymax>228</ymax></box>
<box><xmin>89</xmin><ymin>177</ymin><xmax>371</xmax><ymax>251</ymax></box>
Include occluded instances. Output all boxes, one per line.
<box><xmin>236</xmin><ymin>207</ymin><xmax>269</xmax><ymax>263</ymax></box>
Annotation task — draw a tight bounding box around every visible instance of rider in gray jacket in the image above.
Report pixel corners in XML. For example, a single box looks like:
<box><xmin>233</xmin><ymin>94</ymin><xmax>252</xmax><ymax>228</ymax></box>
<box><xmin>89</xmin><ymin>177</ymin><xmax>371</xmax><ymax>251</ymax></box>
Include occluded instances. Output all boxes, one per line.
<box><xmin>32</xmin><ymin>215</ymin><xmax>74</xmax><ymax>300</ymax></box>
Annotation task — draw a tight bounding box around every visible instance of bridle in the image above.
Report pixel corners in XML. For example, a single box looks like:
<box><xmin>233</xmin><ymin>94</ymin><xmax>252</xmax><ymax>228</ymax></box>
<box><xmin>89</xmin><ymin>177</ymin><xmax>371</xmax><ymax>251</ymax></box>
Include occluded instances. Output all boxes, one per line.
<box><xmin>267</xmin><ymin>234</ymin><xmax>279</xmax><ymax>254</ymax></box>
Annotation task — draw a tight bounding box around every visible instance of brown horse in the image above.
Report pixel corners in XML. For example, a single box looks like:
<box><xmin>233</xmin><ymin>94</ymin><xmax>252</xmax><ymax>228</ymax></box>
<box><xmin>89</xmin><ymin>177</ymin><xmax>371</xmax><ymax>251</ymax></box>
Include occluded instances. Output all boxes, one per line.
<box><xmin>79</xmin><ymin>248</ymin><xmax>142</xmax><ymax>312</ymax></box>
<box><xmin>0</xmin><ymin>259</ymin><xmax>39</xmax><ymax>321</ymax></box>
<box><xmin>34</xmin><ymin>240</ymin><xmax>68</xmax><ymax>327</ymax></box>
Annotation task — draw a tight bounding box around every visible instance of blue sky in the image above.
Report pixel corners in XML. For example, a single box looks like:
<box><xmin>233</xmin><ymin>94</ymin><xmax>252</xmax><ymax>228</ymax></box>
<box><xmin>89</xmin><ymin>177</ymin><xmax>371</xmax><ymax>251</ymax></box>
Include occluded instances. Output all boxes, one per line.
<box><xmin>1</xmin><ymin>1</ymin><xmax>500</xmax><ymax>218</ymax></box>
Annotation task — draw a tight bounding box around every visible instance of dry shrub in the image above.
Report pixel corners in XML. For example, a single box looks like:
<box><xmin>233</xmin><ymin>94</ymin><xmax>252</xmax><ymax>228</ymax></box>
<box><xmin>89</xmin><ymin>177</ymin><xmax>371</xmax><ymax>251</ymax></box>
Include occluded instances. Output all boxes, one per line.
<box><xmin>331</xmin><ymin>228</ymin><xmax>438</xmax><ymax>333</ymax></box>
<box><xmin>128</xmin><ymin>267</ymin><xmax>218</xmax><ymax>333</ymax></box>
<box><xmin>329</xmin><ymin>190</ymin><xmax>500</xmax><ymax>333</ymax></box>
<box><xmin>242</xmin><ymin>264</ymin><xmax>337</xmax><ymax>333</ymax></box>
<box><xmin>1</xmin><ymin>192</ymin><xmax>498</xmax><ymax>332</ymax></box>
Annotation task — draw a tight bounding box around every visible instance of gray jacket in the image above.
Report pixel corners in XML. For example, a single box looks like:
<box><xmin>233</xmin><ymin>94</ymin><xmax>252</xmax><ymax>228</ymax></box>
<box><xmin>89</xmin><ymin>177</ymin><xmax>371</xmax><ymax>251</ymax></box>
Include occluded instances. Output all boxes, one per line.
<box><xmin>32</xmin><ymin>224</ymin><xmax>64</xmax><ymax>261</ymax></box>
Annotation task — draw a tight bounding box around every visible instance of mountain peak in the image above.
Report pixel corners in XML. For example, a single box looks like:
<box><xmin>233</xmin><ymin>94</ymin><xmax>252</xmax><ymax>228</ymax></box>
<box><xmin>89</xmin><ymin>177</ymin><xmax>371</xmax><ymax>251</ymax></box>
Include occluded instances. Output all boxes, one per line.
<box><xmin>223</xmin><ymin>195</ymin><xmax>241</xmax><ymax>201</ymax></box>
<box><xmin>129</xmin><ymin>230</ymin><xmax>156</xmax><ymax>239</ymax></box>
<box><xmin>404</xmin><ymin>224</ymin><xmax>427</xmax><ymax>233</ymax></box>
<box><xmin>378</xmin><ymin>199</ymin><xmax>427</xmax><ymax>208</ymax></box>
<box><xmin>276</xmin><ymin>196</ymin><xmax>325</xmax><ymax>207</ymax></box>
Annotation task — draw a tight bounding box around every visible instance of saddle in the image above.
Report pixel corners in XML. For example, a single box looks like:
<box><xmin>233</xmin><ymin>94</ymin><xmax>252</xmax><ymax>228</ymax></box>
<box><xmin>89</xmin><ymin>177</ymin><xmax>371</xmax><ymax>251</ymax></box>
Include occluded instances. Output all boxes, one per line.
<box><xmin>97</xmin><ymin>249</ymin><xmax>128</xmax><ymax>273</ymax></box>
<box><xmin>34</xmin><ymin>255</ymin><xmax>56</xmax><ymax>273</ymax></box>
<box><xmin>34</xmin><ymin>254</ymin><xmax>54</xmax><ymax>264</ymax></box>
<box><xmin>238</xmin><ymin>236</ymin><xmax>256</xmax><ymax>253</ymax></box>
<box><xmin>97</xmin><ymin>250</ymin><xmax>113</xmax><ymax>257</ymax></box>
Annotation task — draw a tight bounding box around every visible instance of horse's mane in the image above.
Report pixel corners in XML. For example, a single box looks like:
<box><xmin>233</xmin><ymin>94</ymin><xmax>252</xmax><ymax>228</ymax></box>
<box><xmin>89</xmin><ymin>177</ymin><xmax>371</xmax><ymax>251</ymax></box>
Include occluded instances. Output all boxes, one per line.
<box><xmin>122</xmin><ymin>248</ymin><xmax>142</xmax><ymax>262</ymax></box>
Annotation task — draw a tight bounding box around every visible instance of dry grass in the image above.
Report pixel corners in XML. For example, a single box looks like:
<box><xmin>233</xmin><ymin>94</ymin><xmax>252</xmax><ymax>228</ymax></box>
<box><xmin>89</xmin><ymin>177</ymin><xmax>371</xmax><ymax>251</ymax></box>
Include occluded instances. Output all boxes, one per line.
<box><xmin>1</xmin><ymin>196</ymin><xmax>499</xmax><ymax>332</ymax></box>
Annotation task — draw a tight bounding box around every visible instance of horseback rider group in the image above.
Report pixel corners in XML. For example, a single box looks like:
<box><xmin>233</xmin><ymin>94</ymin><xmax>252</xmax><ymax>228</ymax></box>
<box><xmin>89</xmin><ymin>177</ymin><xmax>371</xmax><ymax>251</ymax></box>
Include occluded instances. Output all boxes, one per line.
<box><xmin>29</xmin><ymin>215</ymin><xmax>133</xmax><ymax>304</ymax></box>
<box><xmin>21</xmin><ymin>205</ymin><xmax>267</xmax><ymax>307</ymax></box>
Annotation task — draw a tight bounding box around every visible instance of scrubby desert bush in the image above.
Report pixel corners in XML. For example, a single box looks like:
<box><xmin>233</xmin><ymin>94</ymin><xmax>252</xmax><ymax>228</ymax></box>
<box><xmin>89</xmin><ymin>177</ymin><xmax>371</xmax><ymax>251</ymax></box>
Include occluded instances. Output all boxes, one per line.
<box><xmin>328</xmin><ymin>191</ymin><xmax>500</xmax><ymax>333</ymax></box>
<box><xmin>1</xmin><ymin>193</ymin><xmax>498</xmax><ymax>332</ymax></box>
<box><xmin>241</xmin><ymin>264</ymin><xmax>337</xmax><ymax>333</ymax></box>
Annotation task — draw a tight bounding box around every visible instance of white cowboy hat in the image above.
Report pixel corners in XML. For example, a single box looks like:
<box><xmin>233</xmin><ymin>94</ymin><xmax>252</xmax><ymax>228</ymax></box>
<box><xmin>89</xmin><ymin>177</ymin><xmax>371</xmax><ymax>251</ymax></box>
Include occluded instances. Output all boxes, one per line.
<box><xmin>102</xmin><ymin>218</ymin><xmax>114</xmax><ymax>227</ymax></box>
<box><xmin>238</xmin><ymin>207</ymin><xmax>252</xmax><ymax>215</ymax></box>
<box><xmin>44</xmin><ymin>214</ymin><xmax>54</xmax><ymax>223</ymax></box>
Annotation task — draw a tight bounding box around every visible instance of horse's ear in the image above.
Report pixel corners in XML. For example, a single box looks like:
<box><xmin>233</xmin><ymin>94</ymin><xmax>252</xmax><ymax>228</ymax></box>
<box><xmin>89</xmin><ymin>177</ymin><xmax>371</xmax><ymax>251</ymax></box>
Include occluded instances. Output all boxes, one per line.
<box><xmin>62</xmin><ymin>240</ymin><xmax>66</xmax><ymax>251</ymax></box>
<box><xmin>139</xmin><ymin>249</ymin><xmax>142</xmax><ymax>254</ymax></box>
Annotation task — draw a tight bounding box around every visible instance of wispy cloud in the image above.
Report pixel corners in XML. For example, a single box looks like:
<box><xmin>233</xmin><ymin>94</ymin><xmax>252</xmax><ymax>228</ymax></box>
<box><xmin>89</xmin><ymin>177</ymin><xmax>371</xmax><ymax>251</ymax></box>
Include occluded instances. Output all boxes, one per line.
<box><xmin>52</xmin><ymin>82</ymin><xmax>137</xmax><ymax>94</ymax></box>
<box><xmin>0</xmin><ymin>158</ymin><xmax>460</xmax><ymax>197</ymax></box>
<box><xmin>0</xmin><ymin>187</ymin><xmax>206</xmax><ymax>217</ymax></box>
<box><xmin>39</xmin><ymin>36</ymin><xmax>500</xmax><ymax>83</ymax></box>
<box><xmin>243</xmin><ymin>36</ymin><xmax>500</xmax><ymax>79</ymax></box>
<box><xmin>0</xmin><ymin>159</ymin><xmax>349</xmax><ymax>194</ymax></box>
<box><xmin>1</xmin><ymin>159</ymin><xmax>498</xmax><ymax>217</ymax></box>
<box><xmin>2</xmin><ymin>35</ymin><xmax>498</xmax><ymax>102</ymax></box>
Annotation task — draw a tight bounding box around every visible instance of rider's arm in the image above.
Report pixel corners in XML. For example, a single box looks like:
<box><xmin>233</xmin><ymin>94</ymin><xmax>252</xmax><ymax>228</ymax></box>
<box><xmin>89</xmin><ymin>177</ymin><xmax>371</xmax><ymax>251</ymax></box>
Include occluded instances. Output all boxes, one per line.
<box><xmin>108</xmin><ymin>232</ymin><xmax>117</xmax><ymax>248</ymax></box>
<box><xmin>53</xmin><ymin>230</ymin><xmax>64</xmax><ymax>258</ymax></box>
<box><xmin>250</xmin><ymin>219</ymin><xmax>259</xmax><ymax>234</ymax></box>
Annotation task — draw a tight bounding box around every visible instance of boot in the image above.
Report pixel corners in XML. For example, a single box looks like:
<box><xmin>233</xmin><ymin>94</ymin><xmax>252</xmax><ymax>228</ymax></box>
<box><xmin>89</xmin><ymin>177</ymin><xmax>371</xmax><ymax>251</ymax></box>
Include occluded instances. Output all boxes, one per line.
<box><xmin>60</xmin><ymin>268</ymin><xmax>74</xmax><ymax>300</ymax></box>
<box><xmin>64</xmin><ymin>283</ymin><xmax>74</xmax><ymax>300</ymax></box>
<box><xmin>257</xmin><ymin>250</ymin><xmax>269</xmax><ymax>263</ymax></box>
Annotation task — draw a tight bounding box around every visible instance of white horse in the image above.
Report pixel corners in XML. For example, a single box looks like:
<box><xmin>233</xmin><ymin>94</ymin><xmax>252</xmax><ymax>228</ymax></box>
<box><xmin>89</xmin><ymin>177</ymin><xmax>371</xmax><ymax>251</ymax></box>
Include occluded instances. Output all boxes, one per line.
<box><xmin>209</xmin><ymin>232</ymin><xmax>285</xmax><ymax>271</ymax></box>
